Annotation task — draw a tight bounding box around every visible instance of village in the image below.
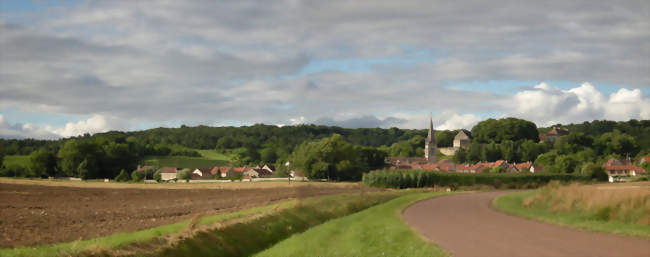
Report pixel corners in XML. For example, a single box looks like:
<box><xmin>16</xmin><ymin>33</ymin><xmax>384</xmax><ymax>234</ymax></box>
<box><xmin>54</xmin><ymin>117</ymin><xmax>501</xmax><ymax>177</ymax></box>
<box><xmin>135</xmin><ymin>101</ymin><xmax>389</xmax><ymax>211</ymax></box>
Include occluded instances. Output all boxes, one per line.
<box><xmin>138</xmin><ymin>119</ymin><xmax>647</xmax><ymax>184</ymax></box>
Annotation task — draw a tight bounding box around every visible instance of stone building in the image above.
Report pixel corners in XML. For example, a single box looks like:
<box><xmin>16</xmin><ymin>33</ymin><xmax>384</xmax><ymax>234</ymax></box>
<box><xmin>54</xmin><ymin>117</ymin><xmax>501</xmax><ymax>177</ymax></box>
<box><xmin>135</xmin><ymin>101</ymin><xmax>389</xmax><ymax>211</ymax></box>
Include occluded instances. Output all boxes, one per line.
<box><xmin>453</xmin><ymin>129</ymin><xmax>472</xmax><ymax>149</ymax></box>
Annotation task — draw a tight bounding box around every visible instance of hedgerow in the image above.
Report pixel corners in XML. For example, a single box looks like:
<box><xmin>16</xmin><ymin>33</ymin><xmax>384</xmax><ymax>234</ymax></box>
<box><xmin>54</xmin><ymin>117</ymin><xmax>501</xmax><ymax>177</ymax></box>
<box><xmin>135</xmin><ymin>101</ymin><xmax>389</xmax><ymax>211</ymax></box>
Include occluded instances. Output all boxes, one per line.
<box><xmin>362</xmin><ymin>170</ymin><xmax>590</xmax><ymax>189</ymax></box>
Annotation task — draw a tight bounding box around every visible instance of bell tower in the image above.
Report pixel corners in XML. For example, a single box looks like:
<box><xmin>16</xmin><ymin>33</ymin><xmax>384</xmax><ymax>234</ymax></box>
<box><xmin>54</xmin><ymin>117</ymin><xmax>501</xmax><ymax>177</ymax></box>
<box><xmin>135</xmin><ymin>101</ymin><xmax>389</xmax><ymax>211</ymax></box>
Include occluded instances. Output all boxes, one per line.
<box><xmin>425</xmin><ymin>116</ymin><xmax>437</xmax><ymax>163</ymax></box>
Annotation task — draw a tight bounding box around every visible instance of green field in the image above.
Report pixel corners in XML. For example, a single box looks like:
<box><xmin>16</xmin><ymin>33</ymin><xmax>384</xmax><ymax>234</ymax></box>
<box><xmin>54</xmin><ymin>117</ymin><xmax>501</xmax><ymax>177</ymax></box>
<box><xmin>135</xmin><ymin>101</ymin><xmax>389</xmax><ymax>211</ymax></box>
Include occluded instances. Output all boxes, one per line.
<box><xmin>493</xmin><ymin>191</ymin><xmax>650</xmax><ymax>239</ymax></box>
<box><xmin>256</xmin><ymin>191</ymin><xmax>450</xmax><ymax>257</ymax></box>
<box><xmin>141</xmin><ymin>156</ymin><xmax>229</xmax><ymax>169</ymax></box>
<box><xmin>2</xmin><ymin>155</ymin><xmax>30</xmax><ymax>167</ymax></box>
<box><xmin>141</xmin><ymin>146</ymin><xmax>231</xmax><ymax>168</ymax></box>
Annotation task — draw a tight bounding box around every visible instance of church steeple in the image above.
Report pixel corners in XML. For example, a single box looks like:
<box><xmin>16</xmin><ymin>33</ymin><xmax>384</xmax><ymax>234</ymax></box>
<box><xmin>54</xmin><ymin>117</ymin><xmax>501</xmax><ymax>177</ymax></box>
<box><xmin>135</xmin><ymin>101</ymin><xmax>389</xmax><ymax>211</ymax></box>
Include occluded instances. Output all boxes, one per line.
<box><xmin>425</xmin><ymin>115</ymin><xmax>437</xmax><ymax>163</ymax></box>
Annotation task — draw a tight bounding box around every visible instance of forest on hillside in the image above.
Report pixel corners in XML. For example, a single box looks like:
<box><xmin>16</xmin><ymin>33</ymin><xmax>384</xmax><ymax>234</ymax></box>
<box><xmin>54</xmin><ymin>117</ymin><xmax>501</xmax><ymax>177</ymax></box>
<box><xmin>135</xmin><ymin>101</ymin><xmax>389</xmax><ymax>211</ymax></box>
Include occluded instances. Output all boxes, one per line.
<box><xmin>0</xmin><ymin>119</ymin><xmax>648</xmax><ymax>180</ymax></box>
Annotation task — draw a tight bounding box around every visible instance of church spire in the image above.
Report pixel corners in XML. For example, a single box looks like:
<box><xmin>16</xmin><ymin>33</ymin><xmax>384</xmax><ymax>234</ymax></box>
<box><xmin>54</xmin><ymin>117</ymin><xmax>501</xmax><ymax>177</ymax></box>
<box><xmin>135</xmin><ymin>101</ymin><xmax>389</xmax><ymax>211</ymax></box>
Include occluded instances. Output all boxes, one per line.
<box><xmin>425</xmin><ymin>114</ymin><xmax>437</xmax><ymax>163</ymax></box>
<box><xmin>427</xmin><ymin>114</ymin><xmax>434</xmax><ymax>141</ymax></box>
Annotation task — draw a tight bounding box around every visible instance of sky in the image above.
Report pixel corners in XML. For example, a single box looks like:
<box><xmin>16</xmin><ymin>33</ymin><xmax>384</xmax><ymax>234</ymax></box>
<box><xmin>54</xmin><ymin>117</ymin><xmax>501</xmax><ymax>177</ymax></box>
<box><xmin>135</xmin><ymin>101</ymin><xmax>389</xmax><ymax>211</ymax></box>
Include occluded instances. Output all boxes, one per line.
<box><xmin>0</xmin><ymin>0</ymin><xmax>648</xmax><ymax>139</ymax></box>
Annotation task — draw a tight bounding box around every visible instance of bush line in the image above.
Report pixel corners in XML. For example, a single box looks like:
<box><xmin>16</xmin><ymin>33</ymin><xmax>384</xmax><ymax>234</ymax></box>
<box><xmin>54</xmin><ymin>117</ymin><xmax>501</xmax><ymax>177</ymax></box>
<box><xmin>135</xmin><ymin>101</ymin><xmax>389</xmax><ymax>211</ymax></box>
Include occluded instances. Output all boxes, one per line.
<box><xmin>363</xmin><ymin>170</ymin><xmax>591</xmax><ymax>189</ymax></box>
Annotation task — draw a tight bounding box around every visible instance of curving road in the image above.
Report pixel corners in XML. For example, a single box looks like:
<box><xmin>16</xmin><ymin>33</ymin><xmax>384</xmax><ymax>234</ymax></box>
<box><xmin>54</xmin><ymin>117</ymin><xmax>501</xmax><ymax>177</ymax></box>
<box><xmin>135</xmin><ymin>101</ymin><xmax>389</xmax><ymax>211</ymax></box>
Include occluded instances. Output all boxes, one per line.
<box><xmin>403</xmin><ymin>191</ymin><xmax>650</xmax><ymax>257</ymax></box>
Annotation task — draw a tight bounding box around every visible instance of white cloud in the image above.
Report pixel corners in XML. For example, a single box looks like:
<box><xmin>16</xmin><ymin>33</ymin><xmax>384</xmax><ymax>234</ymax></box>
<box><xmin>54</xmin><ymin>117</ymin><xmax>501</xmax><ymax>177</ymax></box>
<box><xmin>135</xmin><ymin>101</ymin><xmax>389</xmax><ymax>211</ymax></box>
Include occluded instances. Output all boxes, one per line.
<box><xmin>51</xmin><ymin>115</ymin><xmax>113</xmax><ymax>138</ymax></box>
<box><xmin>435</xmin><ymin>113</ymin><xmax>483</xmax><ymax>130</ymax></box>
<box><xmin>507</xmin><ymin>82</ymin><xmax>649</xmax><ymax>127</ymax></box>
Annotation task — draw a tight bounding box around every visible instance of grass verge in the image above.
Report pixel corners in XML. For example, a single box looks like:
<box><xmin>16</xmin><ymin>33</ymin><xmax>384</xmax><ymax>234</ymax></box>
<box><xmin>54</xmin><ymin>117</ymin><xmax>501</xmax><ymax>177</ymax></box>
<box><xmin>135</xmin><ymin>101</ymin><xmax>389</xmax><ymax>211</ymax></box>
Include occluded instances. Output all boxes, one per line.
<box><xmin>493</xmin><ymin>190</ymin><xmax>650</xmax><ymax>240</ymax></box>
<box><xmin>255</xmin><ymin>191</ymin><xmax>451</xmax><ymax>257</ymax></box>
<box><xmin>153</xmin><ymin>191</ymin><xmax>404</xmax><ymax>257</ymax></box>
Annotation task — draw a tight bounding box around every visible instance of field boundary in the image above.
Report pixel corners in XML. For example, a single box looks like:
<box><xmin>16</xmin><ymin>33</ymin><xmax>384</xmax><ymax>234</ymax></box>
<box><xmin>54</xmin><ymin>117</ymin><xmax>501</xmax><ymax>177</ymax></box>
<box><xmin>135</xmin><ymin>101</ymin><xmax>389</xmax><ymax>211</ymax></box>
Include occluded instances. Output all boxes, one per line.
<box><xmin>493</xmin><ymin>191</ymin><xmax>650</xmax><ymax>240</ymax></box>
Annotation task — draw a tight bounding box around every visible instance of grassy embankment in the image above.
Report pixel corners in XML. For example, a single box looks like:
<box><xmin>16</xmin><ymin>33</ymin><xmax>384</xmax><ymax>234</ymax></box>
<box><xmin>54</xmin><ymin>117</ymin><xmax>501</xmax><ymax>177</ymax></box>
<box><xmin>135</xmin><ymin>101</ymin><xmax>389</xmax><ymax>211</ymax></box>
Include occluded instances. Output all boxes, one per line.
<box><xmin>256</xmin><ymin>191</ymin><xmax>451</xmax><ymax>257</ymax></box>
<box><xmin>1</xmin><ymin>190</ymin><xmax>403</xmax><ymax>257</ymax></box>
<box><xmin>141</xmin><ymin>147</ymin><xmax>231</xmax><ymax>169</ymax></box>
<box><xmin>494</xmin><ymin>181</ymin><xmax>650</xmax><ymax>239</ymax></box>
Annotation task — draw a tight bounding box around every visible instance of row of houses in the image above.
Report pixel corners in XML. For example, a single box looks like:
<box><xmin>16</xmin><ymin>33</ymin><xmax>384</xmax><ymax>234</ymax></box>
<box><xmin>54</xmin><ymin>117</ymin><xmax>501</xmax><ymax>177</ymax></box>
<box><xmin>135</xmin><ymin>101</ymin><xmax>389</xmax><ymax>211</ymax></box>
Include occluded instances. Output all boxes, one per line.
<box><xmin>389</xmin><ymin>158</ymin><xmax>540</xmax><ymax>174</ymax></box>
<box><xmin>388</xmin><ymin>156</ymin><xmax>649</xmax><ymax>180</ymax></box>
<box><xmin>137</xmin><ymin>164</ymin><xmax>279</xmax><ymax>181</ymax></box>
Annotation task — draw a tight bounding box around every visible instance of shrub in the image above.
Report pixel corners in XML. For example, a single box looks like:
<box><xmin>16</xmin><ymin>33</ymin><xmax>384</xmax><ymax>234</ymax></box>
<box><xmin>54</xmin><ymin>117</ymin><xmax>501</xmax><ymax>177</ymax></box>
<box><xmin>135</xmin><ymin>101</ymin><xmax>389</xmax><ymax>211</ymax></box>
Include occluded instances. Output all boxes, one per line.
<box><xmin>131</xmin><ymin>170</ymin><xmax>145</xmax><ymax>182</ymax></box>
<box><xmin>115</xmin><ymin>169</ymin><xmax>130</xmax><ymax>182</ymax></box>
<box><xmin>154</xmin><ymin>170</ymin><xmax>162</xmax><ymax>182</ymax></box>
<box><xmin>587</xmin><ymin>164</ymin><xmax>609</xmax><ymax>182</ymax></box>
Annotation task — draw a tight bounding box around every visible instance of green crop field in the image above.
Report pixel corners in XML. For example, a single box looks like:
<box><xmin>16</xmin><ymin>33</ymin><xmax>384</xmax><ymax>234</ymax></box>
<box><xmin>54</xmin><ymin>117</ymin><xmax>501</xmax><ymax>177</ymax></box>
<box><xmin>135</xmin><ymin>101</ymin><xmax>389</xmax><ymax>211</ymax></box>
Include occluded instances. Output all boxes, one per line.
<box><xmin>141</xmin><ymin>156</ymin><xmax>229</xmax><ymax>169</ymax></box>
<box><xmin>2</xmin><ymin>155</ymin><xmax>30</xmax><ymax>167</ymax></box>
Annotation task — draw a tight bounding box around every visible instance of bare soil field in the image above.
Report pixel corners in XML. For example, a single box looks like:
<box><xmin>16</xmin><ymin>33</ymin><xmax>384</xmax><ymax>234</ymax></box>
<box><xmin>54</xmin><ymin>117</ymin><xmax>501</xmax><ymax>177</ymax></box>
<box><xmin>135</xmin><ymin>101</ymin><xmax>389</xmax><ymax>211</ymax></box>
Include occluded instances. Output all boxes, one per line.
<box><xmin>0</xmin><ymin>180</ymin><xmax>373</xmax><ymax>248</ymax></box>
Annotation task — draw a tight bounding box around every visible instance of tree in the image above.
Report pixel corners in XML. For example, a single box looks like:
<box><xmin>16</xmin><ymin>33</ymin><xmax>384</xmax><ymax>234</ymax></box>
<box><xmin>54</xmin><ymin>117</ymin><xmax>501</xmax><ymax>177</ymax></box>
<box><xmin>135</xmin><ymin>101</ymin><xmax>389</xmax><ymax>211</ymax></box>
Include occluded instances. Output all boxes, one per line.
<box><xmin>471</xmin><ymin>118</ymin><xmax>539</xmax><ymax>143</ymax></box>
<box><xmin>467</xmin><ymin>141</ymin><xmax>483</xmax><ymax>163</ymax></box>
<box><xmin>0</xmin><ymin>144</ymin><xmax>4</xmax><ymax>169</ymax></box>
<box><xmin>520</xmin><ymin>140</ymin><xmax>541</xmax><ymax>162</ymax></box>
<box><xmin>453</xmin><ymin>147</ymin><xmax>468</xmax><ymax>163</ymax></box>
<box><xmin>29</xmin><ymin>148</ymin><xmax>58</xmax><ymax>177</ymax></box>
<box><xmin>59</xmin><ymin>139</ymin><xmax>103</xmax><ymax>178</ymax></box>
<box><xmin>260</xmin><ymin>147</ymin><xmax>278</xmax><ymax>164</ymax></box>
<box><xmin>290</xmin><ymin>134</ymin><xmax>367</xmax><ymax>181</ymax></box>
<box><xmin>177</xmin><ymin>169</ymin><xmax>192</xmax><ymax>181</ymax></box>
<box><xmin>77</xmin><ymin>159</ymin><xmax>89</xmax><ymax>179</ymax></box>
<box><xmin>585</xmin><ymin>164</ymin><xmax>608</xmax><ymax>181</ymax></box>
<box><xmin>482</xmin><ymin>142</ymin><xmax>501</xmax><ymax>162</ymax></box>
<box><xmin>500</xmin><ymin>140</ymin><xmax>519</xmax><ymax>163</ymax></box>
<box><xmin>115</xmin><ymin>169</ymin><xmax>130</xmax><ymax>182</ymax></box>
<box><xmin>555</xmin><ymin>155</ymin><xmax>578</xmax><ymax>173</ymax></box>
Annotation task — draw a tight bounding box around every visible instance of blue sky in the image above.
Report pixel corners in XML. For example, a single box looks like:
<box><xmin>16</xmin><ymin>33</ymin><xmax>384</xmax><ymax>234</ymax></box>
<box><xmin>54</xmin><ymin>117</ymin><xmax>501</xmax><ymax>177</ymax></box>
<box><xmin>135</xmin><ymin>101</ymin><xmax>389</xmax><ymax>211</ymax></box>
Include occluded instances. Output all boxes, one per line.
<box><xmin>0</xmin><ymin>0</ymin><xmax>648</xmax><ymax>139</ymax></box>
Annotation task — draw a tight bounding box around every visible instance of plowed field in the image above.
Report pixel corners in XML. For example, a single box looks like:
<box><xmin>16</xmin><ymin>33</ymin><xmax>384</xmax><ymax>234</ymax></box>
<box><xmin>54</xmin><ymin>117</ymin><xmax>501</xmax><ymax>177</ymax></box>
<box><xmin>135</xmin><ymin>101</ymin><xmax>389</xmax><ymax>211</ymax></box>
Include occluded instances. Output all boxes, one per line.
<box><xmin>0</xmin><ymin>181</ymin><xmax>371</xmax><ymax>248</ymax></box>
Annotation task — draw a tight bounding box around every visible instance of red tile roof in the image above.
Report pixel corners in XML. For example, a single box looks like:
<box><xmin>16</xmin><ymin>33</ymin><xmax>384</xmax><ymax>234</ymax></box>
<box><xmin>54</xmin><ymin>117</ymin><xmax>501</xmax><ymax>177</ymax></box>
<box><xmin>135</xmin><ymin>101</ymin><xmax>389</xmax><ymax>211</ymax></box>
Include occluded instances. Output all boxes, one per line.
<box><xmin>160</xmin><ymin>167</ymin><xmax>177</xmax><ymax>174</ymax></box>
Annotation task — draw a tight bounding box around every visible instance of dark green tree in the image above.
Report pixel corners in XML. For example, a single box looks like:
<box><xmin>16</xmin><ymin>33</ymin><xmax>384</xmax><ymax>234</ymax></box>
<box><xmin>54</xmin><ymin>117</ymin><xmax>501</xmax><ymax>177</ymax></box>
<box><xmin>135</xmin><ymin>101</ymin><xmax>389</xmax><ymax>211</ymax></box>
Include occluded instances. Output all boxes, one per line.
<box><xmin>29</xmin><ymin>148</ymin><xmax>58</xmax><ymax>177</ymax></box>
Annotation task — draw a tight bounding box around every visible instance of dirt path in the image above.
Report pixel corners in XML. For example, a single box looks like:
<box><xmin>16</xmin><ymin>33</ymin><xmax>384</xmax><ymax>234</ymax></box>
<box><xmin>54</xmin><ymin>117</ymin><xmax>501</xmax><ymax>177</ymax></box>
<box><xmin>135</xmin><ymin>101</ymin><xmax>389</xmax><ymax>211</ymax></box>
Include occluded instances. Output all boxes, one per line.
<box><xmin>403</xmin><ymin>191</ymin><xmax>650</xmax><ymax>257</ymax></box>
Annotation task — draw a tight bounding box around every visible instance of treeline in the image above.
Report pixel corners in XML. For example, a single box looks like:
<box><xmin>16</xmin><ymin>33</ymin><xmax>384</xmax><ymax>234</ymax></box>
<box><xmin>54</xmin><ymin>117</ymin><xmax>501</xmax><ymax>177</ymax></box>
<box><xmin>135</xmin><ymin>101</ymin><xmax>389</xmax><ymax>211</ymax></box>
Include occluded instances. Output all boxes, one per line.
<box><xmin>1</xmin><ymin>118</ymin><xmax>648</xmax><ymax>179</ymax></box>
<box><xmin>453</xmin><ymin>118</ymin><xmax>649</xmax><ymax>174</ymax></box>
<box><xmin>362</xmin><ymin>170</ymin><xmax>594</xmax><ymax>189</ymax></box>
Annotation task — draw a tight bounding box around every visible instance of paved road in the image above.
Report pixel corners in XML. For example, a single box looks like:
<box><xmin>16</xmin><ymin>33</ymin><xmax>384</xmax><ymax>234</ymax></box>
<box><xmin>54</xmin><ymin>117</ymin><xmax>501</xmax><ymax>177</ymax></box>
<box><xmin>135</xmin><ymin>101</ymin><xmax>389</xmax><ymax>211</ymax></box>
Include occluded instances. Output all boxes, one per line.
<box><xmin>403</xmin><ymin>191</ymin><xmax>650</xmax><ymax>257</ymax></box>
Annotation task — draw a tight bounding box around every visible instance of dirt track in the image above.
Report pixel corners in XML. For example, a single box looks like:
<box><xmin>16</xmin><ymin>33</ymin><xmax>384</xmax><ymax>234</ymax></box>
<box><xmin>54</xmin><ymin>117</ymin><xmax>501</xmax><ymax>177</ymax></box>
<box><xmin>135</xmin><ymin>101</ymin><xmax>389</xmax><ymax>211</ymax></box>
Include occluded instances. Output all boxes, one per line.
<box><xmin>403</xmin><ymin>191</ymin><xmax>650</xmax><ymax>257</ymax></box>
<box><xmin>0</xmin><ymin>182</ymin><xmax>371</xmax><ymax>248</ymax></box>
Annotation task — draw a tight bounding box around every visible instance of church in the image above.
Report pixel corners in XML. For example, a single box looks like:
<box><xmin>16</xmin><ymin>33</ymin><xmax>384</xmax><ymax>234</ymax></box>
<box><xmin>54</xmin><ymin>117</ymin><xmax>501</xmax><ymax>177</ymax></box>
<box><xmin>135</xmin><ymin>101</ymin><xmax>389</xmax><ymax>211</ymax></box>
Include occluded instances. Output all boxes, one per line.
<box><xmin>387</xmin><ymin>117</ymin><xmax>472</xmax><ymax>168</ymax></box>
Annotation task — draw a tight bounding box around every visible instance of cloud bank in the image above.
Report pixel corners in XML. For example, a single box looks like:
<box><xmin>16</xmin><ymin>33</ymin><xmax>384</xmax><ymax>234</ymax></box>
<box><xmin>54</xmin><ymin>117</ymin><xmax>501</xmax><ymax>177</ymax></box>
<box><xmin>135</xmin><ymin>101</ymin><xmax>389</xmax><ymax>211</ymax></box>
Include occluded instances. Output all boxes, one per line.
<box><xmin>0</xmin><ymin>1</ymin><xmax>648</xmax><ymax>138</ymax></box>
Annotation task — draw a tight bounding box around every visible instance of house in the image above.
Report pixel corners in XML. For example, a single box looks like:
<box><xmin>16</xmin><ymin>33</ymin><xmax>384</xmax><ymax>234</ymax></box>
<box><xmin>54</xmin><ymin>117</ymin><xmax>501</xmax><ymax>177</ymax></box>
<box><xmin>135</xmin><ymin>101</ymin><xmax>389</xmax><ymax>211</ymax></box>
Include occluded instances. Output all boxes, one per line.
<box><xmin>387</xmin><ymin>157</ymin><xmax>428</xmax><ymax>168</ymax></box>
<box><xmin>603</xmin><ymin>158</ymin><xmax>645</xmax><ymax>179</ymax></box>
<box><xmin>514</xmin><ymin>162</ymin><xmax>533</xmax><ymax>172</ymax></box>
<box><xmin>243</xmin><ymin>168</ymin><xmax>273</xmax><ymax>178</ymax></box>
<box><xmin>262</xmin><ymin>164</ymin><xmax>276</xmax><ymax>173</ymax></box>
<box><xmin>191</xmin><ymin>168</ymin><xmax>213</xmax><ymax>179</ymax></box>
<box><xmin>639</xmin><ymin>156</ymin><xmax>650</xmax><ymax>165</ymax></box>
<box><xmin>136</xmin><ymin>165</ymin><xmax>155</xmax><ymax>173</ymax></box>
<box><xmin>453</xmin><ymin>130</ymin><xmax>472</xmax><ymax>149</ymax></box>
<box><xmin>530</xmin><ymin>165</ymin><xmax>543</xmax><ymax>173</ymax></box>
<box><xmin>160</xmin><ymin>167</ymin><xmax>178</xmax><ymax>181</ymax></box>
<box><xmin>227</xmin><ymin>167</ymin><xmax>246</xmax><ymax>178</ymax></box>
<box><xmin>540</xmin><ymin>127</ymin><xmax>569</xmax><ymax>143</ymax></box>
<box><xmin>211</xmin><ymin>166</ymin><xmax>233</xmax><ymax>178</ymax></box>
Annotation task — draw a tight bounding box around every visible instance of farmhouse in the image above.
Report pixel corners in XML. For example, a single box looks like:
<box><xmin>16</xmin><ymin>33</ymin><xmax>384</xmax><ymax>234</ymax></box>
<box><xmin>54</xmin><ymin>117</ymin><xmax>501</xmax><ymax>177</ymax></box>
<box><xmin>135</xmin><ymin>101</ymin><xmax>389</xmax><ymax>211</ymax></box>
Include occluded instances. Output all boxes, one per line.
<box><xmin>540</xmin><ymin>127</ymin><xmax>569</xmax><ymax>143</ymax></box>
<box><xmin>160</xmin><ymin>167</ymin><xmax>178</xmax><ymax>181</ymax></box>
<box><xmin>603</xmin><ymin>158</ymin><xmax>645</xmax><ymax>179</ymax></box>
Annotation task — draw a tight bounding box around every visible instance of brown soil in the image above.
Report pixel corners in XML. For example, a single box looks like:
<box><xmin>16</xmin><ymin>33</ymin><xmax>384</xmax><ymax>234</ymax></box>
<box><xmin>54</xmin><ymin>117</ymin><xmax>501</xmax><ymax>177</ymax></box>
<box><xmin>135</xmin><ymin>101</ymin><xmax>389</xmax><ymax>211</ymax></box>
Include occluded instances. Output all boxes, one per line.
<box><xmin>0</xmin><ymin>182</ymin><xmax>372</xmax><ymax>248</ymax></box>
<box><xmin>403</xmin><ymin>191</ymin><xmax>650</xmax><ymax>257</ymax></box>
